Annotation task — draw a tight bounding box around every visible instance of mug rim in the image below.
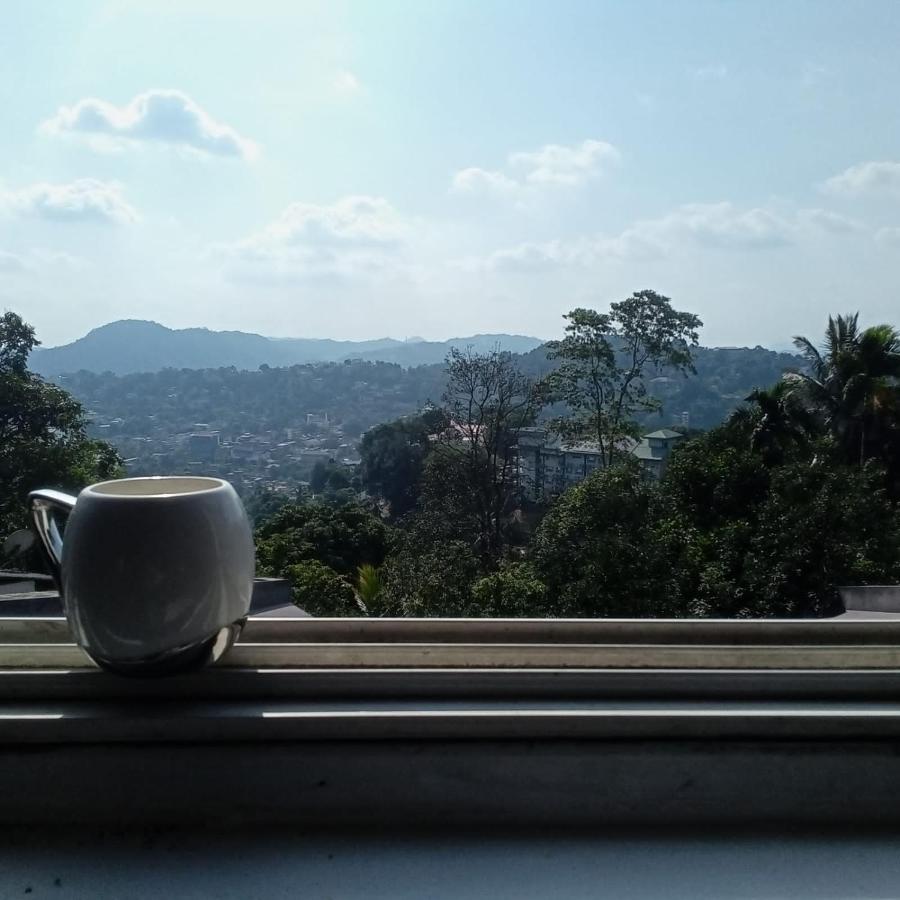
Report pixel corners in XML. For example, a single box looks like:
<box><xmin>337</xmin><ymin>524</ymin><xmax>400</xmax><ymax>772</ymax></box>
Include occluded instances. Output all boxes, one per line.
<box><xmin>83</xmin><ymin>475</ymin><xmax>229</xmax><ymax>499</ymax></box>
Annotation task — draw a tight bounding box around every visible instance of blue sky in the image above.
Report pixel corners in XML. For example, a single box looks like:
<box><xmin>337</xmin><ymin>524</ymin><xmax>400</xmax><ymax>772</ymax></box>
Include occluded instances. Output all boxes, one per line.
<box><xmin>2</xmin><ymin>0</ymin><xmax>900</xmax><ymax>348</ymax></box>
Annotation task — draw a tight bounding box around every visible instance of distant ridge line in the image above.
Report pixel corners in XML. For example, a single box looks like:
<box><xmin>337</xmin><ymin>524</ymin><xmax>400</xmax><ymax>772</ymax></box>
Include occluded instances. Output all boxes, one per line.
<box><xmin>30</xmin><ymin>319</ymin><xmax>548</xmax><ymax>377</ymax></box>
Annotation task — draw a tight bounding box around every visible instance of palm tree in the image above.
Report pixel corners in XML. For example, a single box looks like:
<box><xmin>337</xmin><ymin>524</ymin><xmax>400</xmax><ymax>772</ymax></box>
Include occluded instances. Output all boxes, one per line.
<box><xmin>355</xmin><ymin>563</ymin><xmax>384</xmax><ymax>614</ymax></box>
<box><xmin>790</xmin><ymin>313</ymin><xmax>900</xmax><ymax>465</ymax></box>
<box><xmin>729</xmin><ymin>381</ymin><xmax>814</xmax><ymax>463</ymax></box>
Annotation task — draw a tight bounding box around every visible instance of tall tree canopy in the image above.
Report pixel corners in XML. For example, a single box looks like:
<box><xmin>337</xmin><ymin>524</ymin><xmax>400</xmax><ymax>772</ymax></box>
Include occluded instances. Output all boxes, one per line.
<box><xmin>440</xmin><ymin>346</ymin><xmax>540</xmax><ymax>562</ymax></box>
<box><xmin>0</xmin><ymin>312</ymin><xmax>121</xmax><ymax>563</ymax></box>
<box><xmin>358</xmin><ymin>411</ymin><xmax>445</xmax><ymax>519</ymax></box>
<box><xmin>545</xmin><ymin>290</ymin><xmax>702</xmax><ymax>466</ymax></box>
<box><xmin>790</xmin><ymin>313</ymin><xmax>900</xmax><ymax>472</ymax></box>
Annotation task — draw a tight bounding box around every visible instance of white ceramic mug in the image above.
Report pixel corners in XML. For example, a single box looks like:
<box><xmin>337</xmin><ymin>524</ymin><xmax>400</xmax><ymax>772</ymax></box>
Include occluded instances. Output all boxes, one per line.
<box><xmin>29</xmin><ymin>476</ymin><xmax>255</xmax><ymax>675</ymax></box>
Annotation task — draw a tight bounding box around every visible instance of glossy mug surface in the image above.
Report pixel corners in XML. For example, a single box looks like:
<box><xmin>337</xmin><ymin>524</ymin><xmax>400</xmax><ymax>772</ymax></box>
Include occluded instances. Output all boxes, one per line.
<box><xmin>29</xmin><ymin>476</ymin><xmax>255</xmax><ymax>675</ymax></box>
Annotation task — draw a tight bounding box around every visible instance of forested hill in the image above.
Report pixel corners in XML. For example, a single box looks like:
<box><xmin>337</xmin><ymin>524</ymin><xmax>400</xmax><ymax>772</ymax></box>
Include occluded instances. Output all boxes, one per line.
<box><xmin>652</xmin><ymin>344</ymin><xmax>803</xmax><ymax>427</ymax></box>
<box><xmin>510</xmin><ymin>342</ymin><xmax>801</xmax><ymax>428</ymax></box>
<box><xmin>57</xmin><ymin>343</ymin><xmax>801</xmax><ymax>436</ymax></box>
<box><xmin>29</xmin><ymin>319</ymin><xmax>544</xmax><ymax>376</ymax></box>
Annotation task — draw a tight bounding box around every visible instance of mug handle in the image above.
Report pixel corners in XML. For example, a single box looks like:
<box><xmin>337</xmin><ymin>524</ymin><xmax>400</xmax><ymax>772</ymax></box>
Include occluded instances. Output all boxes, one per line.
<box><xmin>28</xmin><ymin>489</ymin><xmax>77</xmax><ymax>584</ymax></box>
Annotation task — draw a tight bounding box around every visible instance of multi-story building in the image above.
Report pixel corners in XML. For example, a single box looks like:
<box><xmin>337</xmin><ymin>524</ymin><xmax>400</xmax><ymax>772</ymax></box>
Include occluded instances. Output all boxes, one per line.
<box><xmin>517</xmin><ymin>427</ymin><xmax>683</xmax><ymax>501</ymax></box>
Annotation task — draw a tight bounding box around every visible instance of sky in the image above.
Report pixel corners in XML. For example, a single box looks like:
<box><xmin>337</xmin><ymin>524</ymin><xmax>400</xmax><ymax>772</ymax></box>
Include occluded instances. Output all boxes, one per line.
<box><xmin>2</xmin><ymin>0</ymin><xmax>900</xmax><ymax>349</ymax></box>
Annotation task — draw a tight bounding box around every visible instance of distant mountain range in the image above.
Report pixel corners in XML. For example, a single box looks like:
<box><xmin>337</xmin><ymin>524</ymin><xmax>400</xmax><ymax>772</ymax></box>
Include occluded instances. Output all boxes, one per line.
<box><xmin>30</xmin><ymin>320</ymin><xmax>546</xmax><ymax>377</ymax></box>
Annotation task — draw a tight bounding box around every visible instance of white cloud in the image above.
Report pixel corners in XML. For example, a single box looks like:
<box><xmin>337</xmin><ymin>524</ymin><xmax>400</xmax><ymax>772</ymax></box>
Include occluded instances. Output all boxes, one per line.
<box><xmin>797</xmin><ymin>208</ymin><xmax>864</xmax><ymax>233</ymax></box>
<box><xmin>217</xmin><ymin>195</ymin><xmax>407</xmax><ymax>282</ymax></box>
<box><xmin>473</xmin><ymin>199</ymin><xmax>867</xmax><ymax>276</ymax></box>
<box><xmin>42</xmin><ymin>90</ymin><xmax>259</xmax><ymax>160</ymax></box>
<box><xmin>0</xmin><ymin>179</ymin><xmax>137</xmax><ymax>225</ymax></box>
<box><xmin>509</xmin><ymin>139</ymin><xmax>620</xmax><ymax>186</ymax></box>
<box><xmin>594</xmin><ymin>228</ymin><xmax>669</xmax><ymax>260</ymax></box>
<box><xmin>451</xmin><ymin>167</ymin><xmax>518</xmax><ymax>196</ymax></box>
<box><xmin>451</xmin><ymin>138</ymin><xmax>619</xmax><ymax>195</ymax></box>
<box><xmin>627</xmin><ymin>202</ymin><xmax>793</xmax><ymax>250</ymax></box>
<box><xmin>823</xmin><ymin>161</ymin><xmax>900</xmax><ymax>196</ymax></box>
<box><xmin>482</xmin><ymin>229</ymin><xmax>663</xmax><ymax>273</ymax></box>
<box><xmin>485</xmin><ymin>240</ymin><xmax>582</xmax><ymax>272</ymax></box>
<box><xmin>475</xmin><ymin>201</ymin><xmax>832</xmax><ymax>274</ymax></box>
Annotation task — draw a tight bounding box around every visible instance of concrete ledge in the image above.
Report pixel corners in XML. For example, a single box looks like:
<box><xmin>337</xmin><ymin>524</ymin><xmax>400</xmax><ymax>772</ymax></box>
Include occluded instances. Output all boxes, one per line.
<box><xmin>6</xmin><ymin>697</ymin><xmax>900</xmax><ymax>743</ymax></box>
<box><xmin>4</xmin><ymin>740</ymin><xmax>900</xmax><ymax>828</ymax></box>
<box><xmin>3</xmin><ymin>667</ymin><xmax>900</xmax><ymax>701</ymax></box>
<box><xmin>2</xmin><ymin>611</ymin><xmax>900</xmax><ymax>828</ymax></box>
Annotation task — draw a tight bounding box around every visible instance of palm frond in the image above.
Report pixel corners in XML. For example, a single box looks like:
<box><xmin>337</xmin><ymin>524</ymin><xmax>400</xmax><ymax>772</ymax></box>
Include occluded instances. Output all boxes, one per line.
<box><xmin>792</xmin><ymin>335</ymin><xmax>827</xmax><ymax>380</ymax></box>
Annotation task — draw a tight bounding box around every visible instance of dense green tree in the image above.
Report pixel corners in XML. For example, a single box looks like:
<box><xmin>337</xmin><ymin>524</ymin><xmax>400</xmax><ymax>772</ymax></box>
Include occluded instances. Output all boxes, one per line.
<box><xmin>286</xmin><ymin>560</ymin><xmax>358</xmax><ymax>616</ymax></box>
<box><xmin>0</xmin><ymin>312</ymin><xmax>122</xmax><ymax>563</ymax></box>
<box><xmin>324</xmin><ymin>465</ymin><xmax>351</xmax><ymax>492</ymax></box>
<box><xmin>242</xmin><ymin>486</ymin><xmax>294</xmax><ymax>525</ymax></box>
<box><xmin>379</xmin><ymin>532</ymin><xmax>481</xmax><ymax>616</ymax></box>
<box><xmin>656</xmin><ymin>419</ymin><xmax>769</xmax><ymax>534</ymax></box>
<box><xmin>255</xmin><ymin>500</ymin><xmax>390</xmax><ymax>578</ymax></box>
<box><xmin>728</xmin><ymin>381</ymin><xmax>815</xmax><ymax>464</ymax></box>
<box><xmin>309</xmin><ymin>460</ymin><xmax>330</xmax><ymax>493</ymax></box>
<box><xmin>358</xmin><ymin>414</ymin><xmax>434</xmax><ymax>518</ymax></box>
<box><xmin>740</xmin><ymin>460</ymin><xmax>900</xmax><ymax>616</ymax></box>
<box><xmin>471</xmin><ymin>563</ymin><xmax>549</xmax><ymax>617</ymax></box>
<box><xmin>371</xmin><ymin>445</ymin><xmax>484</xmax><ymax>616</ymax></box>
<box><xmin>530</xmin><ymin>461</ymin><xmax>681</xmax><ymax>617</ymax></box>
<box><xmin>544</xmin><ymin>291</ymin><xmax>702</xmax><ymax>465</ymax></box>
<box><xmin>656</xmin><ymin>422</ymin><xmax>900</xmax><ymax>617</ymax></box>
<box><xmin>440</xmin><ymin>347</ymin><xmax>540</xmax><ymax>562</ymax></box>
<box><xmin>415</xmin><ymin>445</ymin><xmax>481</xmax><ymax>542</ymax></box>
<box><xmin>790</xmin><ymin>313</ymin><xmax>900</xmax><ymax>469</ymax></box>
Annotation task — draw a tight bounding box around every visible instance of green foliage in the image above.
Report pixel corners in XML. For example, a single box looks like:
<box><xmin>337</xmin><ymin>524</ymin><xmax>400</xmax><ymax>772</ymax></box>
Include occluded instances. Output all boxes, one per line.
<box><xmin>530</xmin><ymin>461</ymin><xmax>682</xmax><ymax>617</ymax></box>
<box><xmin>544</xmin><ymin>291</ymin><xmax>702</xmax><ymax>465</ymax></box>
<box><xmin>358</xmin><ymin>414</ymin><xmax>434</xmax><ymax>518</ymax></box>
<box><xmin>255</xmin><ymin>500</ymin><xmax>390</xmax><ymax>616</ymax></box>
<box><xmin>416</xmin><ymin>446</ymin><xmax>481</xmax><ymax>542</ymax></box>
<box><xmin>285</xmin><ymin>560</ymin><xmax>358</xmax><ymax>616</ymax></box>
<box><xmin>255</xmin><ymin>500</ymin><xmax>390</xmax><ymax>578</ymax></box>
<box><xmin>472</xmin><ymin>563</ymin><xmax>548</xmax><ymax>616</ymax></box>
<box><xmin>0</xmin><ymin>312</ymin><xmax>123</xmax><ymax>562</ymax></box>
<box><xmin>254</xmin><ymin>305</ymin><xmax>900</xmax><ymax>620</ymax></box>
<box><xmin>379</xmin><ymin>533</ymin><xmax>481</xmax><ymax>616</ymax></box>
<box><xmin>741</xmin><ymin>461</ymin><xmax>900</xmax><ymax>616</ymax></box>
<box><xmin>441</xmin><ymin>346</ymin><xmax>540</xmax><ymax>561</ymax></box>
<box><xmin>325</xmin><ymin>465</ymin><xmax>351</xmax><ymax>492</ymax></box>
<box><xmin>242</xmin><ymin>486</ymin><xmax>294</xmax><ymax>525</ymax></box>
<box><xmin>355</xmin><ymin>563</ymin><xmax>385</xmax><ymax>614</ymax></box>
<box><xmin>0</xmin><ymin>312</ymin><xmax>37</xmax><ymax>375</ymax></box>
<box><xmin>526</xmin><ymin>407</ymin><xmax>900</xmax><ymax>620</ymax></box>
<box><xmin>790</xmin><ymin>313</ymin><xmax>900</xmax><ymax>474</ymax></box>
<box><xmin>657</xmin><ymin>422</ymin><xmax>770</xmax><ymax>532</ymax></box>
<box><xmin>657</xmin><ymin>428</ymin><xmax>900</xmax><ymax>617</ymax></box>
<box><xmin>728</xmin><ymin>381</ymin><xmax>815</xmax><ymax>464</ymax></box>
<box><xmin>309</xmin><ymin>460</ymin><xmax>329</xmax><ymax>493</ymax></box>
<box><xmin>13</xmin><ymin>299</ymin><xmax>900</xmax><ymax>622</ymax></box>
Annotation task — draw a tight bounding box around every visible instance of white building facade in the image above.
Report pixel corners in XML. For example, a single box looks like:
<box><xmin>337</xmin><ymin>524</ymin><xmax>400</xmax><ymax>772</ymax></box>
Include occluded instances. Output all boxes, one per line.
<box><xmin>516</xmin><ymin>427</ymin><xmax>684</xmax><ymax>501</ymax></box>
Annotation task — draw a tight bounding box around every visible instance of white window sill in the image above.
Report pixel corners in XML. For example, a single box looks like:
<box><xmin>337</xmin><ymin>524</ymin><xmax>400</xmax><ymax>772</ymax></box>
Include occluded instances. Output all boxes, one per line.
<box><xmin>3</xmin><ymin>613</ymin><xmax>900</xmax><ymax>828</ymax></box>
